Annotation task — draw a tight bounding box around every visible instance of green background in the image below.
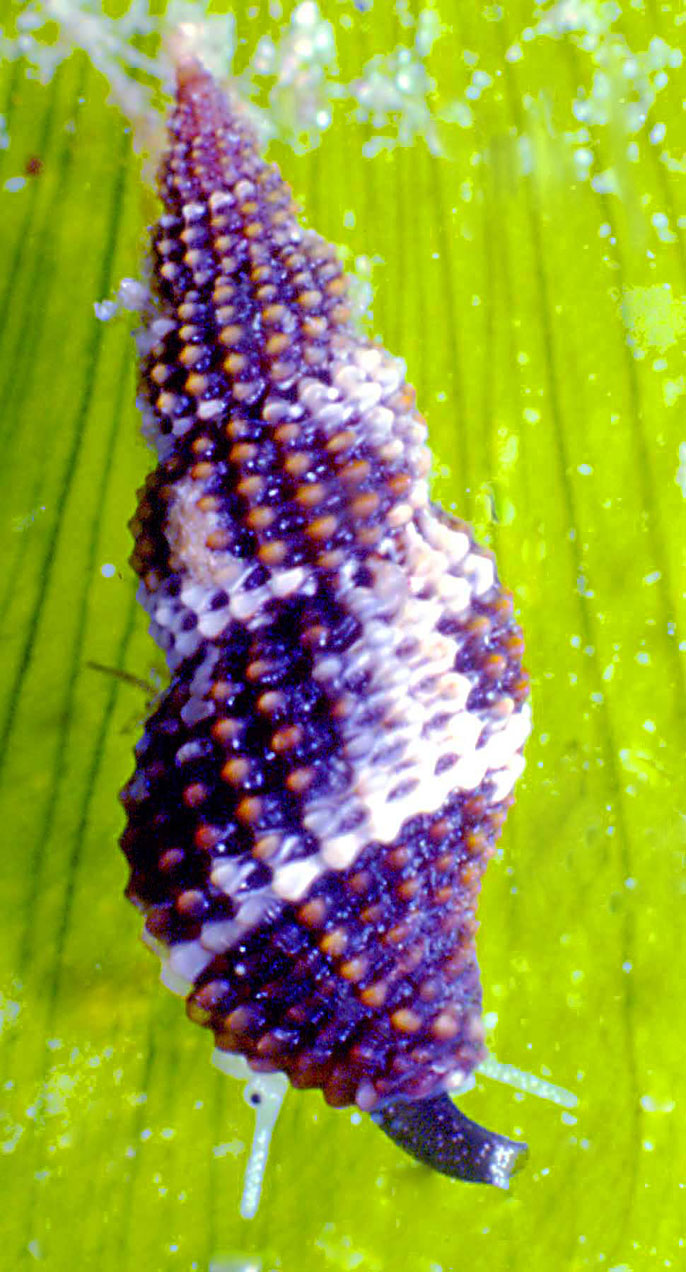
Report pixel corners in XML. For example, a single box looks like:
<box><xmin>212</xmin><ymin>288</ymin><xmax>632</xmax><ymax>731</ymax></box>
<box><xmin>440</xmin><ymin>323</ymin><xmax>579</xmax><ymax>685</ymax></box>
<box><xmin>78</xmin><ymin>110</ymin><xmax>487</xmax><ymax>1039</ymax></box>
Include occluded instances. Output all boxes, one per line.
<box><xmin>1</xmin><ymin>1</ymin><xmax>684</xmax><ymax>1268</ymax></box>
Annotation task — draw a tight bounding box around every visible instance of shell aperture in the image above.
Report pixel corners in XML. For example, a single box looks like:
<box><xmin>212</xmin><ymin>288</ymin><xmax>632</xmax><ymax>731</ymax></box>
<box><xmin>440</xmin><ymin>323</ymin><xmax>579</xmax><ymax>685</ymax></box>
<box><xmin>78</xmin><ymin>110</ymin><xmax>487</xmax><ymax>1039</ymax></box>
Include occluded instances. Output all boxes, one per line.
<box><xmin>120</xmin><ymin>47</ymin><xmax>531</xmax><ymax>1188</ymax></box>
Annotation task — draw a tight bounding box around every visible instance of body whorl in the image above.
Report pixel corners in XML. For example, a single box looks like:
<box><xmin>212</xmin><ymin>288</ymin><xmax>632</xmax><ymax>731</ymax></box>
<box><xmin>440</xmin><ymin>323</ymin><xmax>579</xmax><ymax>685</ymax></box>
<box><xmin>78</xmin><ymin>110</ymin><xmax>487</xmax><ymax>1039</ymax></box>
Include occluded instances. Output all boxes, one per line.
<box><xmin>120</xmin><ymin>49</ymin><xmax>531</xmax><ymax>1183</ymax></box>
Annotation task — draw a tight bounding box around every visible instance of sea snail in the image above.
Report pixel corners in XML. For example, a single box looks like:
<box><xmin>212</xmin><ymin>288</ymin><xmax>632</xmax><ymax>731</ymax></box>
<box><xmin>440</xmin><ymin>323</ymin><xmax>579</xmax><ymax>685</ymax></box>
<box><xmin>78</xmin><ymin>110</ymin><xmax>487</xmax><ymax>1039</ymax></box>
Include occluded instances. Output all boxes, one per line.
<box><xmin>120</xmin><ymin>44</ymin><xmax>532</xmax><ymax>1191</ymax></box>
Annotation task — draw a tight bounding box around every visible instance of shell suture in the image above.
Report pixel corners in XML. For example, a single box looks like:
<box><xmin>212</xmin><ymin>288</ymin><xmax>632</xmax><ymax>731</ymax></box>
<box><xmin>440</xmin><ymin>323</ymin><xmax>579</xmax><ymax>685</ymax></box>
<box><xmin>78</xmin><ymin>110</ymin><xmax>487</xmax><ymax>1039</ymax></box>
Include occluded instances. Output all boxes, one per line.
<box><xmin>120</xmin><ymin>50</ymin><xmax>530</xmax><ymax>1174</ymax></box>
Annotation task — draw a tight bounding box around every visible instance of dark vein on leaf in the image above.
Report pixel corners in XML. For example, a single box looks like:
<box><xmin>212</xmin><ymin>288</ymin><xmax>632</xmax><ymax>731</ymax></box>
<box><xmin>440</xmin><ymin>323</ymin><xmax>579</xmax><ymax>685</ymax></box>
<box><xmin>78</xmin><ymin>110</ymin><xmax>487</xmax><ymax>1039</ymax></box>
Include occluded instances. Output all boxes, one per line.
<box><xmin>479</xmin><ymin>147</ymin><xmax>534</xmax><ymax>584</ymax></box>
<box><xmin>0</xmin><ymin>62</ymin><xmax>77</xmax><ymax>399</ymax></box>
<box><xmin>612</xmin><ymin>3</ymin><xmax>686</xmax><ymax>279</ymax></box>
<box><xmin>412</xmin><ymin>151</ymin><xmax>430</xmax><ymax>414</ymax></box>
<box><xmin>479</xmin><ymin>153</ymin><xmax>497</xmax><ymax>509</ymax></box>
<box><xmin>0</xmin><ymin>64</ymin><xmax>95</xmax><ymax>463</ymax></box>
<box><xmin>13</xmin><ymin>588</ymin><xmax>140</xmax><ymax>1263</ymax></box>
<box><xmin>427</xmin><ymin>154</ymin><xmax>469</xmax><ymax>493</ymax></box>
<box><xmin>113</xmin><ymin>1013</ymin><xmax>160</xmax><ymax>1269</ymax></box>
<box><xmin>562</xmin><ymin>40</ymin><xmax>686</xmax><ymax>736</ymax></box>
<box><xmin>19</xmin><ymin>330</ymin><xmax>137</xmax><ymax>987</ymax></box>
<box><xmin>0</xmin><ymin>57</ymin><xmax>24</xmax><ymax>138</ymax></box>
<box><xmin>1</xmin><ymin>345</ymin><xmax>137</xmax><ymax>1104</ymax></box>
<box><xmin>500</xmin><ymin>42</ymin><xmax>642</xmax><ymax>1254</ymax></box>
<box><xmin>0</xmin><ymin>59</ymin><xmax>96</xmax><ymax>636</ymax></box>
<box><xmin>13</xmin><ymin>331</ymin><xmax>138</xmax><ymax>1257</ymax></box>
<box><xmin>0</xmin><ymin>121</ymin><xmax>129</xmax><ymax>789</ymax></box>
<box><xmin>41</xmin><ymin>598</ymin><xmax>141</xmax><ymax>1024</ymax></box>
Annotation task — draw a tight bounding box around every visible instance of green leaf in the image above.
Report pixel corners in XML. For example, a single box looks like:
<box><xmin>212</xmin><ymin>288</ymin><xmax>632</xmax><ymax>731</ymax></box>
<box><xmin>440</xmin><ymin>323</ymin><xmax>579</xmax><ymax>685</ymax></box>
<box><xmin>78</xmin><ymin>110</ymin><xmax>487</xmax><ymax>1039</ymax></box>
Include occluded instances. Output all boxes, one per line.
<box><xmin>1</xmin><ymin>2</ymin><xmax>684</xmax><ymax>1269</ymax></box>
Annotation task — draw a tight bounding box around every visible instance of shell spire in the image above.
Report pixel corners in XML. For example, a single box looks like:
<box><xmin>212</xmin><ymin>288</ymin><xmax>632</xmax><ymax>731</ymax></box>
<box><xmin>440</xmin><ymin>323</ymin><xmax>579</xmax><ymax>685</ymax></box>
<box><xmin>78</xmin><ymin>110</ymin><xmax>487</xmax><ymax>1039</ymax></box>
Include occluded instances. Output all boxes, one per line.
<box><xmin>121</xmin><ymin>50</ymin><xmax>531</xmax><ymax>1187</ymax></box>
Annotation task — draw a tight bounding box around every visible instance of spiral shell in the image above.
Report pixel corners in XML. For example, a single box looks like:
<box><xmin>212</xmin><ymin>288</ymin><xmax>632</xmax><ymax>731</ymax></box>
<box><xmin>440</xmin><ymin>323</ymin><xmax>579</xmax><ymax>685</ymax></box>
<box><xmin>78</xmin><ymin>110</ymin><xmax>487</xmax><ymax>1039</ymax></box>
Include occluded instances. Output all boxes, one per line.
<box><xmin>120</xmin><ymin>49</ymin><xmax>530</xmax><ymax>1169</ymax></box>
